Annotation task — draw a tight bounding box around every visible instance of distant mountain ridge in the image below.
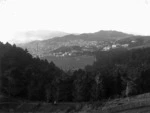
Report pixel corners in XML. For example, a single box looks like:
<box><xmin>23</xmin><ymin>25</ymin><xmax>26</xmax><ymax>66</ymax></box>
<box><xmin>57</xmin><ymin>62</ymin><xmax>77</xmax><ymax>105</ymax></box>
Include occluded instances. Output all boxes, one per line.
<box><xmin>10</xmin><ymin>30</ymin><xmax>69</xmax><ymax>44</ymax></box>
<box><xmin>18</xmin><ymin>30</ymin><xmax>134</xmax><ymax>57</ymax></box>
<box><xmin>50</xmin><ymin>30</ymin><xmax>133</xmax><ymax>42</ymax></box>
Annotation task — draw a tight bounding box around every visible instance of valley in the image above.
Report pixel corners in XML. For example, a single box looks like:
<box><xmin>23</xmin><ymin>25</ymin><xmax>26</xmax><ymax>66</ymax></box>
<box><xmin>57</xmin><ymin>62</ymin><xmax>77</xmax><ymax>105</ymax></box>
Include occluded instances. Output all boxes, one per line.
<box><xmin>18</xmin><ymin>30</ymin><xmax>150</xmax><ymax>70</ymax></box>
<box><xmin>42</xmin><ymin>55</ymin><xmax>95</xmax><ymax>70</ymax></box>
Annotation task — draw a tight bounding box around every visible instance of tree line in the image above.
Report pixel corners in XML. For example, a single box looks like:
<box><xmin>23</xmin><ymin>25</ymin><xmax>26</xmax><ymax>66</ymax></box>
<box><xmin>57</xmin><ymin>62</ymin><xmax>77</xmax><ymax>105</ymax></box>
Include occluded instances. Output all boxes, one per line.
<box><xmin>1</xmin><ymin>42</ymin><xmax>150</xmax><ymax>102</ymax></box>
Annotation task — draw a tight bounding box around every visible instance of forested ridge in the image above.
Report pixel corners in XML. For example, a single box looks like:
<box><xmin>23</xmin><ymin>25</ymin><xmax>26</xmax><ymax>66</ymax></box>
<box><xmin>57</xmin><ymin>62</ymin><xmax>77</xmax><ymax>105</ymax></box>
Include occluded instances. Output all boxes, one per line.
<box><xmin>1</xmin><ymin>42</ymin><xmax>150</xmax><ymax>102</ymax></box>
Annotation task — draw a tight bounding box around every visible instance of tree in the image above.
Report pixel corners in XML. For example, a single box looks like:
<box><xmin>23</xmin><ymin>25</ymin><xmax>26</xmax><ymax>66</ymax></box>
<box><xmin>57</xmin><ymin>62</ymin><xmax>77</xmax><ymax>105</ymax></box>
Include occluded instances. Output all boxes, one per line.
<box><xmin>90</xmin><ymin>72</ymin><xmax>105</xmax><ymax>101</ymax></box>
<box><xmin>0</xmin><ymin>42</ymin><xmax>5</xmax><ymax>93</ymax></box>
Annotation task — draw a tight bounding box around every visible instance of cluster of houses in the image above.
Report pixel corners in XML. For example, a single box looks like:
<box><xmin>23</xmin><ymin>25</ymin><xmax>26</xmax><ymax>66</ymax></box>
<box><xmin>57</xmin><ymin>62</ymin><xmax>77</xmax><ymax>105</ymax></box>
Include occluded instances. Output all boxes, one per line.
<box><xmin>32</xmin><ymin>39</ymin><xmax>136</xmax><ymax>57</ymax></box>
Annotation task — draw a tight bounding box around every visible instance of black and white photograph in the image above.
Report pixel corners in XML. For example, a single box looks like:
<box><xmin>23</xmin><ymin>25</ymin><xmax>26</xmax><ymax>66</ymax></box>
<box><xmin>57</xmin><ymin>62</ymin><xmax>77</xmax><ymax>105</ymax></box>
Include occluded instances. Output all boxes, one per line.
<box><xmin>0</xmin><ymin>0</ymin><xmax>150</xmax><ymax>112</ymax></box>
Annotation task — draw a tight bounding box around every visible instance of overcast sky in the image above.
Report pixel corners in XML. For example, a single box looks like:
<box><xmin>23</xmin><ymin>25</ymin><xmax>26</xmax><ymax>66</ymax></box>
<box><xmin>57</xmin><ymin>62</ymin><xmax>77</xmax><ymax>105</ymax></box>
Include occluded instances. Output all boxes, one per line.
<box><xmin>0</xmin><ymin>0</ymin><xmax>150</xmax><ymax>43</ymax></box>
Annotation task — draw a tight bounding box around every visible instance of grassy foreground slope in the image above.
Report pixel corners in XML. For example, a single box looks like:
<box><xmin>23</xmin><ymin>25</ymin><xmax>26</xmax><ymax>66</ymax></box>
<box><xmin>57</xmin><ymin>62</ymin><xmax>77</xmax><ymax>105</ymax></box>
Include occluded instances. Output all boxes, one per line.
<box><xmin>1</xmin><ymin>93</ymin><xmax>150</xmax><ymax>113</ymax></box>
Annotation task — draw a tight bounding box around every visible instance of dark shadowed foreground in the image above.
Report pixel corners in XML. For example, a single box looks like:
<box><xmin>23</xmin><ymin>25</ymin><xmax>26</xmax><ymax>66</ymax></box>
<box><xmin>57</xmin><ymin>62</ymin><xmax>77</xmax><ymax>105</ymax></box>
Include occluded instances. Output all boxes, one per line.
<box><xmin>1</xmin><ymin>93</ymin><xmax>150</xmax><ymax>113</ymax></box>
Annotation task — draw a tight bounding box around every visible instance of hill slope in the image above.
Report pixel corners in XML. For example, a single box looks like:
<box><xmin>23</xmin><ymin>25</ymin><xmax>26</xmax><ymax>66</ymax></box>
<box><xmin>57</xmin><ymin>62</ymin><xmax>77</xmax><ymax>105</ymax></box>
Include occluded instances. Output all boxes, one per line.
<box><xmin>1</xmin><ymin>93</ymin><xmax>150</xmax><ymax>113</ymax></box>
<box><xmin>18</xmin><ymin>30</ymin><xmax>132</xmax><ymax>57</ymax></box>
<box><xmin>10</xmin><ymin>30</ymin><xmax>69</xmax><ymax>44</ymax></box>
<box><xmin>17</xmin><ymin>30</ymin><xmax>134</xmax><ymax>70</ymax></box>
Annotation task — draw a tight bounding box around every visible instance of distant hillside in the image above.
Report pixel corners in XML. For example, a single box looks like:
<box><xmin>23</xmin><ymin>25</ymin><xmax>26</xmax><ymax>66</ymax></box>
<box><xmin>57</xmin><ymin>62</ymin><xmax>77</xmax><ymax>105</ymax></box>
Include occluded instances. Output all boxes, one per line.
<box><xmin>116</xmin><ymin>36</ymin><xmax>150</xmax><ymax>48</ymax></box>
<box><xmin>51</xmin><ymin>30</ymin><xmax>132</xmax><ymax>42</ymax></box>
<box><xmin>17</xmin><ymin>30</ymin><xmax>134</xmax><ymax>70</ymax></box>
<box><xmin>18</xmin><ymin>30</ymin><xmax>133</xmax><ymax>56</ymax></box>
<box><xmin>10</xmin><ymin>30</ymin><xmax>69</xmax><ymax>44</ymax></box>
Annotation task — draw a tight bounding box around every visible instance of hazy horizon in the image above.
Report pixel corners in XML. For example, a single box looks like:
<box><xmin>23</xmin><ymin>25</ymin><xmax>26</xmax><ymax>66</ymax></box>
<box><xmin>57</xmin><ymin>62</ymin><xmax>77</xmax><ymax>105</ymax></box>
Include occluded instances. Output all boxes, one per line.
<box><xmin>0</xmin><ymin>0</ymin><xmax>150</xmax><ymax>43</ymax></box>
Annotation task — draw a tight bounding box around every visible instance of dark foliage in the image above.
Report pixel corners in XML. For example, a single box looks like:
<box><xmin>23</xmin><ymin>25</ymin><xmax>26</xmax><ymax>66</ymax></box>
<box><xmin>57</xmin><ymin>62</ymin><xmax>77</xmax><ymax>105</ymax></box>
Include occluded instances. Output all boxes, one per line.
<box><xmin>1</xmin><ymin>42</ymin><xmax>150</xmax><ymax>102</ymax></box>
